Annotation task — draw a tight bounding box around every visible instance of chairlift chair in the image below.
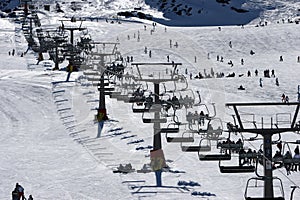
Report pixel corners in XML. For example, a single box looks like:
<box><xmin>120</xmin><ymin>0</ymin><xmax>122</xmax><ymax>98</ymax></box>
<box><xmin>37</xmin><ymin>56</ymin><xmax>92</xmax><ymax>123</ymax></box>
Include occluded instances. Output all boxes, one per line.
<box><xmin>281</xmin><ymin>141</ymin><xmax>300</xmax><ymax>173</ymax></box>
<box><xmin>218</xmin><ymin>154</ymin><xmax>255</xmax><ymax>173</ymax></box>
<box><xmin>161</xmin><ymin>123</ymin><xmax>180</xmax><ymax>133</ymax></box>
<box><xmin>181</xmin><ymin>134</ymin><xmax>211</xmax><ymax>152</ymax></box>
<box><xmin>194</xmin><ymin>91</ymin><xmax>216</xmax><ymax>118</ymax></box>
<box><xmin>142</xmin><ymin>104</ymin><xmax>167</xmax><ymax>123</ymax></box>
<box><xmin>244</xmin><ymin>177</ymin><xmax>285</xmax><ymax>200</ymax></box>
<box><xmin>165</xmin><ymin>128</ymin><xmax>194</xmax><ymax>143</ymax></box>
<box><xmin>205</xmin><ymin>117</ymin><xmax>224</xmax><ymax>140</ymax></box>
<box><xmin>174</xmin><ymin>89</ymin><xmax>195</xmax><ymax>109</ymax></box>
<box><xmin>198</xmin><ymin>137</ymin><xmax>231</xmax><ymax>161</ymax></box>
<box><xmin>131</xmin><ymin>103</ymin><xmax>149</xmax><ymax>113</ymax></box>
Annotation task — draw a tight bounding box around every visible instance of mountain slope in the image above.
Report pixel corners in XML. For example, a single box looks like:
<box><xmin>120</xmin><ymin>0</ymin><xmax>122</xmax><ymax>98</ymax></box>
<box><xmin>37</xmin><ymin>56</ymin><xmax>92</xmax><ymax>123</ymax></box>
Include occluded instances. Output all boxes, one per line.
<box><xmin>2</xmin><ymin>0</ymin><xmax>300</xmax><ymax>26</ymax></box>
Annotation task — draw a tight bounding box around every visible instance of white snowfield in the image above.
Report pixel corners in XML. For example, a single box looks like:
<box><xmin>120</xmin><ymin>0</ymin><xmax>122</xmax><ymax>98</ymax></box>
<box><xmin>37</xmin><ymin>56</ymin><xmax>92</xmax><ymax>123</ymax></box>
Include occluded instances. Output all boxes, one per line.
<box><xmin>0</xmin><ymin>1</ymin><xmax>300</xmax><ymax>200</ymax></box>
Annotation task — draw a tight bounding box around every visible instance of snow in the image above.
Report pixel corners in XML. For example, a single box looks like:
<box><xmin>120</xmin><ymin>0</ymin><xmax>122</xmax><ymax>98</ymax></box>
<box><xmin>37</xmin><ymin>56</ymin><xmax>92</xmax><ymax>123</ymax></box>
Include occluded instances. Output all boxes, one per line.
<box><xmin>0</xmin><ymin>0</ymin><xmax>300</xmax><ymax>200</ymax></box>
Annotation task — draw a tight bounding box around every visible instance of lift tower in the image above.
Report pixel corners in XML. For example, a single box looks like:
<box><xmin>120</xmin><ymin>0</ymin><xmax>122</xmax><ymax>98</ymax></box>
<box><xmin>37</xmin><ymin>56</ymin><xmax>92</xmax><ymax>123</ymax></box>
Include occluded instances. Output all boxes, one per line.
<box><xmin>226</xmin><ymin>102</ymin><xmax>300</xmax><ymax>199</ymax></box>
<box><xmin>131</xmin><ymin>62</ymin><xmax>182</xmax><ymax>186</ymax></box>
<box><xmin>90</xmin><ymin>42</ymin><xmax>119</xmax><ymax>137</ymax></box>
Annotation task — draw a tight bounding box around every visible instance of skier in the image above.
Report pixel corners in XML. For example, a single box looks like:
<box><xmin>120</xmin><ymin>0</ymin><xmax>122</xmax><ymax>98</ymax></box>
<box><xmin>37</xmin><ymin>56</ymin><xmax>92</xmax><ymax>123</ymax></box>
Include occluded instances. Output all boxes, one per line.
<box><xmin>12</xmin><ymin>188</ymin><xmax>18</xmax><ymax>200</ymax></box>
<box><xmin>28</xmin><ymin>195</ymin><xmax>33</xmax><ymax>200</ymax></box>
<box><xmin>247</xmin><ymin>70</ymin><xmax>251</xmax><ymax>77</ymax></box>
<box><xmin>281</xmin><ymin>93</ymin><xmax>286</xmax><ymax>102</ymax></box>
<box><xmin>15</xmin><ymin>183</ymin><xmax>25</xmax><ymax>200</ymax></box>
<box><xmin>259</xmin><ymin>78</ymin><xmax>263</xmax><ymax>87</ymax></box>
<box><xmin>279</xmin><ymin>55</ymin><xmax>283</xmax><ymax>62</ymax></box>
<box><xmin>285</xmin><ymin>96</ymin><xmax>289</xmax><ymax>103</ymax></box>
<box><xmin>275</xmin><ymin>78</ymin><xmax>279</xmax><ymax>86</ymax></box>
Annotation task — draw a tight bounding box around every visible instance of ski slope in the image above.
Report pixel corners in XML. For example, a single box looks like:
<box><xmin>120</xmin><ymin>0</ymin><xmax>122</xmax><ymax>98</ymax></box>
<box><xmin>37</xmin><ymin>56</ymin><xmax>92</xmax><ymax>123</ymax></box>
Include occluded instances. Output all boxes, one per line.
<box><xmin>0</xmin><ymin>1</ymin><xmax>300</xmax><ymax>200</ymax></box>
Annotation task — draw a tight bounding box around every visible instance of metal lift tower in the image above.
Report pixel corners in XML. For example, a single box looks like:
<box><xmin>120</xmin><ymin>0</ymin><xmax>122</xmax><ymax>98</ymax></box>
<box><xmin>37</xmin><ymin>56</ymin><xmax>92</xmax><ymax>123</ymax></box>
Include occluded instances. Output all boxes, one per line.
<box><xmin>226</xmin><ymin>102</ymin><xmax>300</xmax><ymax>200</ymax></box>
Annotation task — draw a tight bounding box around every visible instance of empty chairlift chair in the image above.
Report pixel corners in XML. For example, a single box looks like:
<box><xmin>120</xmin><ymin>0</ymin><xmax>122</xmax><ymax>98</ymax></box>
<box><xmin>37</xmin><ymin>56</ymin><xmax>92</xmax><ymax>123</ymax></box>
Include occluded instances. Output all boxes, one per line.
<box><xmin>181</xmin><ymin>137</ymin><xmax>212</xmax><ymax>152</ymax></box>
<box><xmin>244</xmin><ymin>177</ymin><xmax>285</xmax><ymax>200</ymax></box>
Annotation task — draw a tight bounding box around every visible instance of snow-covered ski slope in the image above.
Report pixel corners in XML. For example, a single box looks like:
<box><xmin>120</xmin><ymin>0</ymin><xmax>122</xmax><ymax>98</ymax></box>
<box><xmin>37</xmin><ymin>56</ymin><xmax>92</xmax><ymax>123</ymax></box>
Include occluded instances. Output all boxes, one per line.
<box><xmin>0</xmin><ymin>1</ymin><xmax>300</xmax><ymax>200</ymax></box>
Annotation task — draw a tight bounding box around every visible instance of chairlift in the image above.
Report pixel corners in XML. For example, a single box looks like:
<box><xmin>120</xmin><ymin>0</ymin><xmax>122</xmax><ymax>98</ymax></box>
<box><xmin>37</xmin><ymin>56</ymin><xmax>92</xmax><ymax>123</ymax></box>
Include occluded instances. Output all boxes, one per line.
<box><xmin>194</xmin><ymin>91</ymin><xmax>216</xmax><ymax>116</ymax></box>
<box><xmin>219</xmin><ymin>152</ymin><xmax>256</xmax><ymax>173</ymax></box>
<box><xmin>161</xmin><ymin>123</ymin><xmax>180</xmax><ymax>133</ymax></box>
<box><xmin>198</xmin><ymin>137</ymin><xmax>231</xmax><ymax>161</ymax></box>
<box><xmin>142</xmin><ymin>104</ymin><xmax>167</xmax><ymax>123</ymax></box>
<box><xmin>244</xmin><ymin>177</ymin><xmax>285</xmax><ymax>200</ymax></box>
<box><xmin>164</xmin><ymin>128</ymin><xmax>194</xmax><ymax>143</ymax></box>
<box><xmin>174</xmin><ymin>89</ymin><xmax>195</xmax><ymax>109</ymax></box>
<box><xmin>132</xmin><ymin>102</ymin><xmax>149</xmax><ymax>113</ymax></box>
<box><xmin>281</xmin><ymin>141</ymin><xmax>300</xmax><ymax>173</ymax></box>
<box><xmin>205</xmin><ymin>118</ymin><xmax>224</xmax><ymax>140</ymax></box>
<box><xmin>181</xmin><ymin>134</ymin><xmax>211</xmax><ymax>152</ymax></box>
<box><xmin>198</xmin><ymin>152</ymin><xmax>231</xmax><ymax>161</ymax></box>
